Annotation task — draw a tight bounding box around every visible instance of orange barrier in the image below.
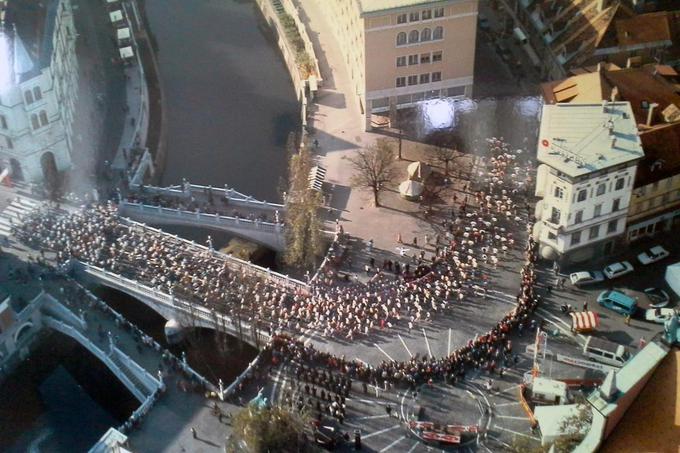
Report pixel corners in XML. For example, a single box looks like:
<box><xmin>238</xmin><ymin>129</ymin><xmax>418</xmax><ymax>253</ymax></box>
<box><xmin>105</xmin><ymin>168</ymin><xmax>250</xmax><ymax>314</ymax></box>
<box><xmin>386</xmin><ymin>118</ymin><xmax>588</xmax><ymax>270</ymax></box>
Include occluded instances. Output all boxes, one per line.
<box><xmin>518</xmin><ymin>384</ymin><xmax>538</xmax><ymax>428</ymax></box>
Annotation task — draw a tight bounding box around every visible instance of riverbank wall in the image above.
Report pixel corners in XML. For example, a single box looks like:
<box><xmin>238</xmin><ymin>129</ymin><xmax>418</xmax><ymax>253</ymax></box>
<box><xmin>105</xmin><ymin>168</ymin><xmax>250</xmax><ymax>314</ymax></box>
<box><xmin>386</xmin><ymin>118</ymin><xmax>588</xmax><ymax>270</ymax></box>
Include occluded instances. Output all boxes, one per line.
<box><xmin>253</xmin><ymin>0</ymin><xmax>322</xmax><ymax>129</ymax></box>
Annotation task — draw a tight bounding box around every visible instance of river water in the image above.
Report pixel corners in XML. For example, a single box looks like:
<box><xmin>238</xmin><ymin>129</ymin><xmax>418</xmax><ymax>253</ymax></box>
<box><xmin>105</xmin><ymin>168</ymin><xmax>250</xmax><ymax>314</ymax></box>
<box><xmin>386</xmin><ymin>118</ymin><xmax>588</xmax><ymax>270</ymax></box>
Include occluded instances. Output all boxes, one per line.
<box><xmin>146</xmin><ymin>0</ymin><xmax>300</xmax><ymax>202</ymax></box>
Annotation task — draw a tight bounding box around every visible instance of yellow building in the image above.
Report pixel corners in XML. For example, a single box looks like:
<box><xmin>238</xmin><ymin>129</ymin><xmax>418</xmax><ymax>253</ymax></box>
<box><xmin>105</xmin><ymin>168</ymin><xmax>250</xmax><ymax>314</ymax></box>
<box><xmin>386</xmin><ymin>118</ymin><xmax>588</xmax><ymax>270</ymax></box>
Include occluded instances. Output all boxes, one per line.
<box><xmin>542</xmin><ymin>64</ymin><xmax>680</xmax><ymax>242</ymax></box>
<box><xmin>320</xmin><ymin>0</ymin><xmax>478</xmax><ymax>130</ymax></box>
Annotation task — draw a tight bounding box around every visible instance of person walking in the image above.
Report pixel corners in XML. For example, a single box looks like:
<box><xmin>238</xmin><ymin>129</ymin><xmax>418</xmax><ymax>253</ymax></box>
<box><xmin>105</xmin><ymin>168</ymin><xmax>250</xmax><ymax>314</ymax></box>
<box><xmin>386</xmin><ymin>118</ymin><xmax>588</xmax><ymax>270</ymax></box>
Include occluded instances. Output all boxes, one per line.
<box><xmin>583</xmin><ymin>301</ymin><xmax>588</xmax><ymax>312</ymax></box>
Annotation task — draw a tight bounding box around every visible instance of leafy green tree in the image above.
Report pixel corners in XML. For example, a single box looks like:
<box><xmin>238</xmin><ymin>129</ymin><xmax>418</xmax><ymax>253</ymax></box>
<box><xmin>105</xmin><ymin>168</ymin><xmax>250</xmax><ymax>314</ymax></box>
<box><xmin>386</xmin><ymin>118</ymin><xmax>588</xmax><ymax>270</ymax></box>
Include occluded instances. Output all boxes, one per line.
<box><xmin>346</xmin><ymin>138</ymin><xmax>397</xmax><ymax>207</ymax></box>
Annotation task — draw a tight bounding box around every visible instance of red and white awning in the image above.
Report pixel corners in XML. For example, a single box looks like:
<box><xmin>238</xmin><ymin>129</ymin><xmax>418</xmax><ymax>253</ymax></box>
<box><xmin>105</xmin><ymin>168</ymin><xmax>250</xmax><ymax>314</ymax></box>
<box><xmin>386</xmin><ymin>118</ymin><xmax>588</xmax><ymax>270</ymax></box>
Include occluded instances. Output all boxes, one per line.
<box><xmin>571</xmin><ymin>311</ymin><xmax>600</xmax><ymax>331</ymax></box>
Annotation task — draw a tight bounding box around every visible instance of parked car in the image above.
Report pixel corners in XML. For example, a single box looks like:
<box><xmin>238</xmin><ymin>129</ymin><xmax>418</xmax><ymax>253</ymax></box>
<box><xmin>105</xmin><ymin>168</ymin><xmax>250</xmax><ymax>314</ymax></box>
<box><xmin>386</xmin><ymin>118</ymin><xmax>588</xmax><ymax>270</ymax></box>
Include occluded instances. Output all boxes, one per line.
<box><xmin>570</xmin><ymin>271</ymin><xmax>605</xmax><ymax>286</ymax></box>
<box><xmin>603</xmin><ymin>261</ymin><xmax>634</xmax><ymax>279</ymax></box>
<box><xmin>644</xmin><ymin>287</ymin><xmax>670</xmax><ymax>308</ymax></box>
<box><xmin>597</xmin><ymin>290</ymin><xmax>638</xmax><ymax>316</ymax></box>
<box><xmin>643</xmin><ymin>307</ymin><xmax>676</xmax><ymax>324</ymax></box>
<box><xmin>637</xmin><ymin>245</ymin><xmax>670</xmax><ymax>265</ymax></box>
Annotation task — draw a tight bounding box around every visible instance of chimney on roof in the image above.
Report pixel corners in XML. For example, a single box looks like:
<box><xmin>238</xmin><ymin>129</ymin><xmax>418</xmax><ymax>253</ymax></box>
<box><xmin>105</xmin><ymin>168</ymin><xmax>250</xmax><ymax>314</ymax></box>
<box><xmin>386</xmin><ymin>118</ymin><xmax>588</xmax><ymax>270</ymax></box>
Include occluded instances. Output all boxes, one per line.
<box><xmin>600</xmin><ymin>370</ymin><xmax>618</xmax><ymax>401</ymax></box>
<box><xmin>647</xmin><ymin>102</ymin><xmax>659</xmax><ymax>127</ymax></box>
<box><xmin>610</xmin><ymin>86</ymin><xmax>619</xmax><ymax>102</ymax></box>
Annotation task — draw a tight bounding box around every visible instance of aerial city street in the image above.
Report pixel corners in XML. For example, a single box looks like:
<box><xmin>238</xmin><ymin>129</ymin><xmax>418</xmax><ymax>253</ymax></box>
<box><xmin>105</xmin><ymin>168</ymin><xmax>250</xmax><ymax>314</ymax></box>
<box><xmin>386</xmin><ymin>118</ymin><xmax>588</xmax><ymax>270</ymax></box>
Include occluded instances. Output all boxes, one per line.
<box><xmin>0</xmin><ymin>0</ymin><xmax>679</xmax><ymax>451</ymax></box>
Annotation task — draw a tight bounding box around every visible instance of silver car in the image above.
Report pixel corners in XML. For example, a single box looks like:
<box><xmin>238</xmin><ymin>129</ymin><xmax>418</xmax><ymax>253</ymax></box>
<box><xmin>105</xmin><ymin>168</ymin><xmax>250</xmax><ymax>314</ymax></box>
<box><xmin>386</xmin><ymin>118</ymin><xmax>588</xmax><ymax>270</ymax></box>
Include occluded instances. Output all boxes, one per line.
<box><xmin>603</xmin><ymin>261</ymin><xmax>634</xmax><ymax>279</ymax></box>
<box><xmin>569</xmin><ymin>271</ymin><xmax>605</xmax><ymax>286</ymax></box>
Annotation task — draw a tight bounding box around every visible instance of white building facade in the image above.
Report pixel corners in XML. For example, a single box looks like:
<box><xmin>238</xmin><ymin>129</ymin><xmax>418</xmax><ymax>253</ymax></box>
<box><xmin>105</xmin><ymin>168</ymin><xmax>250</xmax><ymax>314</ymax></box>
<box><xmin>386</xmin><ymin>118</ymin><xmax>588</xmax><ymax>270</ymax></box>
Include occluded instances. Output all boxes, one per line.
<box><xmin>0</xmin><ymin>0</ymin><xmax>78</xmax><ymax>183</ymax></box>
<box><xmin>533</xmin><ymin>102</ymin><xmax>644</xmax><ymax>265</ymax></box>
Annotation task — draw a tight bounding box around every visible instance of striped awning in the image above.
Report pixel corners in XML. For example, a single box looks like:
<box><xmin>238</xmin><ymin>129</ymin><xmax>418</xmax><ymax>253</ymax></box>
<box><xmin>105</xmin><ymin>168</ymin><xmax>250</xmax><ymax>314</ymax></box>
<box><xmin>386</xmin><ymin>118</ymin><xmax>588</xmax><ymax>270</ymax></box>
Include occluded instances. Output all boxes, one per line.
<box><xmin>571</xmin><ymin>311</ymin><xmax>600</xmax><ymax>331</ymax></box>
<box><xmin>308</xmin><ymin>165</ymin><xmax>326</xmax><ymax>192</ymax></box>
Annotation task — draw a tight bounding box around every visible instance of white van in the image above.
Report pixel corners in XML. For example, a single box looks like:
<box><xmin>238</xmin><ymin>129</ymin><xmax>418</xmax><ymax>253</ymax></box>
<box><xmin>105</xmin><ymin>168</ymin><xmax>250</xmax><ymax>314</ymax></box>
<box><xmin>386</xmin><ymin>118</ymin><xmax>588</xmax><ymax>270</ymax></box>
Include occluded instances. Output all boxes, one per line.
<box><xmin>583</xmin><ymin>336</ymin><xmax>630</xmax><ymax>368</ymax></box>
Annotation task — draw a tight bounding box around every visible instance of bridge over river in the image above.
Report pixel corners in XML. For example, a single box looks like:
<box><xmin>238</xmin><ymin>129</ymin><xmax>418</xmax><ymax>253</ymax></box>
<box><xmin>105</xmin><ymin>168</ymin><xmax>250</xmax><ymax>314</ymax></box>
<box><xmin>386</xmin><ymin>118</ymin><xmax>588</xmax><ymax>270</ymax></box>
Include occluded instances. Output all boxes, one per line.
<box><xmin>121</xmin><ymin>182</ymin><xmax>287</xmax><ymax>251</ymax></box>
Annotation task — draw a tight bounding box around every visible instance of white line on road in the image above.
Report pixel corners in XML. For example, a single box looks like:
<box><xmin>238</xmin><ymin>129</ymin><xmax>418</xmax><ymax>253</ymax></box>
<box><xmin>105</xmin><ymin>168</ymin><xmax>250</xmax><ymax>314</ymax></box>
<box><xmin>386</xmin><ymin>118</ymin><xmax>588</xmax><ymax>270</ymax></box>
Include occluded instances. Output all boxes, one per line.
<box><xmin>406</xmin><ymin>440</ymin><xmax>420</xmax><ymax>453</ymax></box>
<box><xmin>379</xmin><ymin>435</ymin><xmax>406</xmax><ymax>452</ymax></box>
<box><xmin>486</xmin><ymin>434</ymin><xmax>511</xmax><ymax>449</ymax></box>
<box><xmin>358</xmin><ymin>414</ymin><xmax>390</xmax><ymax>420</ymax></box>
<box><xmin>493</xmin><ymin>425</ymin><xmax>539</xmax><ymax>440</ymax></box>
<box><xmin>398</xmin><ymin>334</ymin><xmax>413</xmax><ymax>358</ymax></box>
<box><xmin>496</xmin><ymin>415</ymin><xmax>530</xmax><ymax>420</ymax></box>
<box><xmin>494</xmin><ymin>401</ymin><xmax>520</xmax><ymax>407</ymax></box>
<box><xmin>374</xmin><ymin>343</ymin><xmax>396</xmax><ymax>362</ymax></box>
<box><xmin>422</xmin><ymin>328</ymin><xmax>433</xmax><ymax>358</ymax></box>
<box><xmin>490</xmin><ymin>384</ymin><xmax>520</xmax><ymax>397</ymax></box>
<box><xmin>447</xmin><ymin>328</ymin><xmax>452</xmax><ymax>356</ymax></box>
<box><xmin>362</xmin><ymin>424</ymin><xmax>402</xmax><ymax>440</ymax></box>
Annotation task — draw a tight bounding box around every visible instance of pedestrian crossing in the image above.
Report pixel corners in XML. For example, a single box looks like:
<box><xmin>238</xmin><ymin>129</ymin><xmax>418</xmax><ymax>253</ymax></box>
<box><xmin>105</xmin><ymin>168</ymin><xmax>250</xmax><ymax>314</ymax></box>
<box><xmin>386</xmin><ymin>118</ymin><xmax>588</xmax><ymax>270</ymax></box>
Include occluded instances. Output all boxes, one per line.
<box><xmin>0</xmin><ymin>196</ymin><xmax>41</xmax><ymax>238</ymax></box>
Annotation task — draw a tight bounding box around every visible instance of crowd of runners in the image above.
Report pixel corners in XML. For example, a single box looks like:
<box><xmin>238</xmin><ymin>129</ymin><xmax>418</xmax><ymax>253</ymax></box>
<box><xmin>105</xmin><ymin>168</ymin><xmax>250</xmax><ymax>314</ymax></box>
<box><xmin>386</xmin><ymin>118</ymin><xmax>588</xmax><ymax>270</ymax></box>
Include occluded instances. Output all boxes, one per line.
<box><xmin>15</xmin><ymin>138</ymin><xmax>536</xmax><ymax>351</ymax></box>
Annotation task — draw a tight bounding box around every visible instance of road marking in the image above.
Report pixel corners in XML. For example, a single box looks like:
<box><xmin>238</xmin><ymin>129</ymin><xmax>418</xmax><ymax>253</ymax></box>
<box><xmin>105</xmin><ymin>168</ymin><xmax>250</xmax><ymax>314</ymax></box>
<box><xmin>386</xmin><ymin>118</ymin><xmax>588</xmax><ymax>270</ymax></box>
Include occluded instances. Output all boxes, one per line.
<box><xmin>494</xmin><ymin>401</ymin><xmax>520</xmax><ymax>407</ymax></box>
<box><xmin>486</xmin><ymin>434</ymin><xmax>511</xmax><ymax>449</ymax></box>
<box><xmin>379</xmin><ymin>435</ymin><xmax>406</xmax><ymax>452</ymax></box>
<box><xmin>447</xmin><ymin>328</ymin><xmax>452</xmax><ymax>356</ymax></box>
<box><xmin>422</xmin><ymin>328</ymin><xmax>433</xmax><ymax>358</ymax></box>
<box><xmin>398</xmin><ymin>334</ymin><xmax>413</xmax><ymax>358</ymax></box>
<box><xmin>490</xmin><ymin>384</ymin><xmax>520</xmax><ymax>397</ymax></box>
<box><xmin>362</xmin><ymin>424</ymin><xmax>401</xmax><ymax>439</ymax></box>
<box><xmin>496</xmin><ymin>415</ymin><xmax>529</xmax><ymax>420</ymax></box>
<box><xmin>406</xmin><ymin>440</ymin><xmax>420</xmax><ymax>453</ymax></box>
<box><xmin>358</xmin><ymin>414</ymin><xmax>390</xmax><ymax>420</ymax></box>
<box><xmin>374</xmin><ymin>343</ymin><xmax>396</xmax><ymax>362</ymax></box>
<box><xmin>493</xmin><ymin>425</ymin><xmax>539</xmax><ymax>440</ymax></box>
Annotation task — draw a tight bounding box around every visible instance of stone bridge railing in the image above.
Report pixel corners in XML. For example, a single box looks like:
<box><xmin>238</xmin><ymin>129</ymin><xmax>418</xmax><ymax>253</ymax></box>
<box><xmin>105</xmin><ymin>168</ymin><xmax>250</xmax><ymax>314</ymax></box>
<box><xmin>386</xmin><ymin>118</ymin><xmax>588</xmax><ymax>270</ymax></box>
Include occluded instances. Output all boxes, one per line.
<box><xmin>129</xmin><ymin>182</ymin><xmax>286</xmax><ymax>213</ymax></box>
<box><xmin>77</xmin><ymin>262</ymin><xmax>272</xmax><ymax>349</ymax></box>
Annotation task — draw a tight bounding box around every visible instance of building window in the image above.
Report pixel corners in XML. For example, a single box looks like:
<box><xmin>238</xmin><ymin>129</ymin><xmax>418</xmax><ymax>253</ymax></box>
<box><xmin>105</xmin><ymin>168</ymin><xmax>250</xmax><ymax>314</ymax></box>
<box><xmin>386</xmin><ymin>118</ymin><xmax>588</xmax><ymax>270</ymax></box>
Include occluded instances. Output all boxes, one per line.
<box><xmin>397</xmin><ymin>32</ymin><xmax>407</xmax><ymax>46</ymax></box>
<box><xmin>589</xmin><ymin>225</ymin><xmax>599</xmax><ymax>240</ymax></box>
<box><xmin>421</xmin><ymin>28</ymin><xmax>432</xmax><ymax>41</ymax></box>
<box><xmin>574</xmin><ymin>210</ymin><xmax>583</xmax><ymax>224</ymax></box>
<box><xmin>409</xmin><ymin>11</ymin><xmax>420</xmax><ymax>22</ymax></box>
<box><xmin>432</xmin><ymin>51</ymin><xmax>442</xmax><ymax>62</ymax></box>
<box><xmin>408</xmin><ymin>30</ymin><xmax>419</xmax><ymax>44</ymax></box>
<box><xmin>577</xmin><ymin>189</ymin><xmax>587</xmax><ymax>202</ymax></box>
<box><xmin>420</xmin><ymin>53</ymin><xmax>431</xmax><ymax>64</ymax></box>
<box><xmin>571</xmin><ymin>231</ymin><xmax>581</xmax><ymax>245</ymax></box>
<box><xmin>396</xmin><ymin>56</ymin><xmax>406</xmax><ymax>67</ymax></box>
<box><xmin>0</xmin><ymin>115</ymin><xmax>6</xmax><ymax>129</ymax></box>
<box><xmin>594</xmin><ymin>204</ymin><xmax>602</xmax><ymax>217</ymax></box>
<box><xmin>447</xmin><ymin>86</ymin><xmax>465</xmax><ymax>96</ymax></box>
<box><xmin>433</xmin><ymin>26</ymin><xmax>443</xmax><ymax>40</ymax></box>
<box><xmin>33</xmin><ymin>86</ymin><xmax>42</xmax><ymax>101</ymax></box>
<box><xmin>31</xmin><ymin>114</ymin><xmax>40</xmax><ymax>130</ymax></box>
<box><xmin>420</xmin><ymin>73</ymin><xmax>430</xmax><ymax>84</ymax></box>
<box><xmin>408</xmin><ymin>75</ymin><xmax>418</xmax><ymax>86</ymax></box>
<box><xmin>408</xmin><ymin>54</ymin><xmax>419</xmax><ymax>65</ymax></box>
<box><xmin>39</xmin><ymin>110</ymin><xmax>48</xmax><ymax>127</ymax></box>
<box><xmin>596</xmin><ymin>183</ymin><xmax>606</xmax><ymax>196</ymax></box>
<box><xmin>607</xmin><ymin>219</ymin><xmax>618</xmax><ymax>234</ymax></box>
<box><xmin>396</xmin><ymin>77</ymin><xmax>406</xmax><ymax>87</ymax></box>
<box><xmin>422</xmin><ymin>9</ymin><xmax>432</xmax><ymax>20</ymax></box>
<box><xmin>397</xmin><ymin>14</ymin><xmax>407</xmax><ymax>24</ymax></box>
<box><xmin>24</xmin><ymin>90</ymin><xmax>34</xmax><ymax>105</ymax></box>
<box><xmin>550</xmin><ymin>207</ymin><xmax>561</xmax><ymax>224</ymax></box>
<box><xmin>554</xmin><ymin>186</ymin><xmax>564</xmax><ymax>199</ymax></box>
<box><xmin>432</xmin><ymin>71</ymin><xmax>442</xmax><ymax>82</ymax></box>
<box><xmin>612</xmin><ymin>198</ymin><xmax>620</xmax><ymax>212</ymax></box>
<box><xmin>434</xmin><ymin>7</ymin><xmax>444</xmax><ymax>17</ymax></box>
<box><xmin>662</xmin><ymin>192</ymin><xmax>670</xmax><ymax>204</ymax></box>
<box><xmin>615</xmin><ymin>178</ymin><xmax>625</xmax><ymax>190</ymax></box>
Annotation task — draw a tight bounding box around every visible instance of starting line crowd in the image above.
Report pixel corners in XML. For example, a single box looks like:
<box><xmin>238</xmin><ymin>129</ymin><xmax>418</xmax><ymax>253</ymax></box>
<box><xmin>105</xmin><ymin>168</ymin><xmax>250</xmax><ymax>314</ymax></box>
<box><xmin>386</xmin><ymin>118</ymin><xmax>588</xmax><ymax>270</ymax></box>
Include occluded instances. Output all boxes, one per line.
<box><xmin>16</xmin><ymin>138</ymin><xmax>537</xmax><ymax>368</ymax></box>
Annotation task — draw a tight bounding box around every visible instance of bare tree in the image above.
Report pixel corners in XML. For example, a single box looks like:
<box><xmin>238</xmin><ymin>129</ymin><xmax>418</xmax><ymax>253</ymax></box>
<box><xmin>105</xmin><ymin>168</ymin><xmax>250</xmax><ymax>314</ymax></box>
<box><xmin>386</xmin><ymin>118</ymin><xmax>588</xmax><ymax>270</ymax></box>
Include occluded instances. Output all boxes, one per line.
<box><xmin>429</xmin><ymin>145</ymin><xmax>459</xmax><ymax>177</ymax></box>
<box><xmin>552</xmin><ymin>403</ymin><xmax>592</xmax><ymax>452</ymax></box>
<box><xmin>347</xmin><ymin>138</ymin><xmax>397</xmax><ymax>207</ymax></box>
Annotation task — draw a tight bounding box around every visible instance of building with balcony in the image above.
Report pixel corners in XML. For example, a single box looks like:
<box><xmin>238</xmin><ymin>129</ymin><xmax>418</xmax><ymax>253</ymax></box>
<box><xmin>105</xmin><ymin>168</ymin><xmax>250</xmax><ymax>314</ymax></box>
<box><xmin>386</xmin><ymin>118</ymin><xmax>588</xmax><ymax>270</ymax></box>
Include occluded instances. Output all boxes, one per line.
<box><xmin>496</xmin><ymin>0</ymin><xmax>679</xmax><ymax>80</ymax></box>
<box><xmin>0</xmin><ymin>0</ymin><xmax>78</xmax><ymax>183</ymax></box>
<box><xmin>533</xmin><ymin>101</ymin><xmax>644</xmax><ymax>264</ymax></box>
<box><xmin>542</xmin><ymin>64</ymin><xmax>680</xmax><ymax>242</ymax></box>
<box><xmin>319</xmin><ymin>0</ymin><xmax>478</xmax><ymax>130</ymax></box>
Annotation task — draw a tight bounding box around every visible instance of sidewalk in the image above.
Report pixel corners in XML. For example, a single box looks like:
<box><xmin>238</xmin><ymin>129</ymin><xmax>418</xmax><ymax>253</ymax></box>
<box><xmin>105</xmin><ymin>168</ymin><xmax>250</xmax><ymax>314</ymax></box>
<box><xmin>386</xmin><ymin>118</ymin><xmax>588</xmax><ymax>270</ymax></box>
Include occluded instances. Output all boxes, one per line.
<box><xmin>295</xmin><ymin>0</ymin><xmax>443</xmax><ymax>255</ymax></box>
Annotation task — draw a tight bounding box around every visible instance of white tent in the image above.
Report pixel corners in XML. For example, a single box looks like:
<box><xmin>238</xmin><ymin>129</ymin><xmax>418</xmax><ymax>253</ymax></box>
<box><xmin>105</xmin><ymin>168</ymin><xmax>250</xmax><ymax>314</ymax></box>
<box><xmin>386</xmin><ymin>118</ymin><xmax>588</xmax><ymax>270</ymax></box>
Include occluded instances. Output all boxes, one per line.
<box><xmin>119</xmin><ymin>46</ymin><xmax>134</xmax><ymax>60</ymax></box>
<box><xmin>117</xmin><ymin>27</ymin><xmax>131</xmax><ymax>43</ymax></box>
<box><xmin>407</xmin><ymin>161</ymin><xmax>431</xmax><ymax>181</ymax></box>
<box><xmin>666</xmin><ymin>262</ymin><xmax>680</xmax><ymax>297</ymax></box>
<box><xmin>399</xmin><ymin>180</ymin><xmax>423</xmax><ymax>201</ymax></box>
<box><xmin>109</xmin><ymin>10</ymin><xmax>124</xmax><ymax>24</ymax></box>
